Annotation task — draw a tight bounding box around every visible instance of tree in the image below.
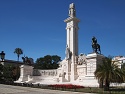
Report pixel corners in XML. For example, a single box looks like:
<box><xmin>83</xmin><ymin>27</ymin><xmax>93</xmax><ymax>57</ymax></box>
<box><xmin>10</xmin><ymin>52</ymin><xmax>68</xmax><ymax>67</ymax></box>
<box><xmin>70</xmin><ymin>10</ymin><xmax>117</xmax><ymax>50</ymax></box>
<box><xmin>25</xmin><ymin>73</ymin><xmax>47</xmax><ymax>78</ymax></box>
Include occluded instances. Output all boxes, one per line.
<box><xmin>12</xmin><ymin>65</ymin><xmax>20</xmax><ymax>81</ymax></box>
<box><xmin>14</xmin><ymin>48</ymin><xmax>23</xmax><ymax>61</ymax></box>
<box><xmin>120</xmin><ymin>63</ymin><xmax>125</xmax><ymax>82</ymax></box>
<box><xmin>34</xmin><ymin>55</ymin><xmax>61</xmax><ymax>69</ymax></box>
<box><xmin>3</xmin><ymin>64</ymin><xmax>14</xmax><ymax>83</ymax></box>
<box><xmin>2</xmin><ymin>64</ymin><xmax>20</xmax><ymax>83</ymax></box>
<box><xmin>0</xmin><ymin>64</ymin><xmax>4</xmax><ymax>81</ymax></box>
<box><xmin>52</xmin><ymin>55</ymin><xmax>61</xmax><ymax>69</ymax></box>
<box><xmin>94</xmin><ymin>57</ymin><xmax>125</xmax><ymax>91</ymax></box>
<box><xmin>121</xmin><ymin>63</ymin><xmax>125</xmax><ymax>69</ymax></box>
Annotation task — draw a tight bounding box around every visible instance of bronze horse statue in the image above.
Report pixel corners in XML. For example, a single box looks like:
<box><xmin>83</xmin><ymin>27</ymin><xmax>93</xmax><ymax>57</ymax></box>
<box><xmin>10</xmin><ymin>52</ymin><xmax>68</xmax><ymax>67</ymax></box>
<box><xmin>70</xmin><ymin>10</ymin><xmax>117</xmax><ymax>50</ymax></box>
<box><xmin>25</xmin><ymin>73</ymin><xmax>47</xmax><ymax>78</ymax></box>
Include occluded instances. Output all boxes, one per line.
<box><xmin>92</xmin><ymin>36</ymin><xmax>101</xmax><ymax>54</ymax></box>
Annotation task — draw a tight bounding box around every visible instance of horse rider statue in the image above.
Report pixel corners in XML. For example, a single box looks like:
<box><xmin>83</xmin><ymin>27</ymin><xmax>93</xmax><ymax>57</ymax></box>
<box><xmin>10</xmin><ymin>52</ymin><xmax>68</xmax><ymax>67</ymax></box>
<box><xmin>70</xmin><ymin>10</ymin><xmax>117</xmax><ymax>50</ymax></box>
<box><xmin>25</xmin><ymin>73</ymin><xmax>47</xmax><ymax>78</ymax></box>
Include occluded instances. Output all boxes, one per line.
<box><xmin>92</xmin><ymin>36</ymin><xmax>101</xmax><ymax>54</ymax></box>
<box><xmin>22</xmin><ymin>56</ymin><xmax>34</xmax><ymax>65</ymax></box>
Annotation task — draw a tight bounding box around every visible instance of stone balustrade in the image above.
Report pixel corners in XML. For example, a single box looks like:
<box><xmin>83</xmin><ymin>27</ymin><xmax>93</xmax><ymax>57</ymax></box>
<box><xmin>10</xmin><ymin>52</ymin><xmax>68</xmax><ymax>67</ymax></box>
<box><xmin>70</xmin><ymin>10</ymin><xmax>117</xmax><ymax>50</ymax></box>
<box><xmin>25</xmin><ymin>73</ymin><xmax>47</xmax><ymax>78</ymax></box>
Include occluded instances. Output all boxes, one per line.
<box><xmin>33</xmin><ymin>69</ymin><xmax>58</xmax><ymax>76</ymax></box>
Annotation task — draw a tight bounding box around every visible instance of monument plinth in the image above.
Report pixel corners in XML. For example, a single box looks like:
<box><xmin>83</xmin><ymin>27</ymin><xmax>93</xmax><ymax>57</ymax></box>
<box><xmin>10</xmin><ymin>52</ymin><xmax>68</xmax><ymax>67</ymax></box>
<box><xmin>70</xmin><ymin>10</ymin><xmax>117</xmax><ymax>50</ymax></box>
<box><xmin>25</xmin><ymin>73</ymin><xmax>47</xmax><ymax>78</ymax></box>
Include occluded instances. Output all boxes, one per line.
<box><xmin>86</xmin><ymin>53</ymin><xmax>104</xmax><ymax>76</ymax></box>
<box><xmin>15</xmin><ymin>65</ymin><xmax>33</xmax><ymax>83</ymax></box>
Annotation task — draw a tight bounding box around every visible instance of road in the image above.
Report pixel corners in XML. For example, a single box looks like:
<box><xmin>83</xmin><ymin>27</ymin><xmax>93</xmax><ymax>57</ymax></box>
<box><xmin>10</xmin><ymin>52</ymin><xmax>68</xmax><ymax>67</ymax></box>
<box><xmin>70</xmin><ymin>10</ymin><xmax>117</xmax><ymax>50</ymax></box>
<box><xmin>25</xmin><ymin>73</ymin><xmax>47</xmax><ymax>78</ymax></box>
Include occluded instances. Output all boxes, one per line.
<box><xmin>0</xmin><ymin>84</ymin><xmax>94</xmax><ymax>94</ymax></box>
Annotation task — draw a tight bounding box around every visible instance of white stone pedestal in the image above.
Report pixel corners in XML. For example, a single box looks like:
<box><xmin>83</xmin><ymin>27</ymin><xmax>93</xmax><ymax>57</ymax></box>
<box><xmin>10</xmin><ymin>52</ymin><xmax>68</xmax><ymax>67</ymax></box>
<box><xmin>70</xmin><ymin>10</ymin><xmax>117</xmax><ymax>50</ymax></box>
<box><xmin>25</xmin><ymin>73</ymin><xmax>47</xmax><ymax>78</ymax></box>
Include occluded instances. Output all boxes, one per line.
<box><xmin>86</xmin><ymin>53</ymin><xmax>104</xmax><ymax>76</ymax></box>
<box><xmin>76</xmin><ymin>53</ymin><xmax>104</xmax><ymax>87</ymax></box>
<box><xmin>83</xmin><ymin>53</ymin><xmax>104</xmax><ymax>86</ymax></box>
<box><xmin>15</xmin><ymin>65</ymin><xmax>33</xmax><ymax>83</ymax></box>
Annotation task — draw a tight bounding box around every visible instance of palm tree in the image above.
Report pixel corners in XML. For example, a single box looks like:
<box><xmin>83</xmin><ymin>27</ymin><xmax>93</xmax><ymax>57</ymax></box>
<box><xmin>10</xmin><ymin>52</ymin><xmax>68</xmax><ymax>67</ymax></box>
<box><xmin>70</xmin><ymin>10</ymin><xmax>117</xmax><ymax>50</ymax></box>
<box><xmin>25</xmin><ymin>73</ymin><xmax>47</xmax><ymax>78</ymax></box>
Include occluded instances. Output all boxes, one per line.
<box><xmin>14</xmin><ymin>48</ymin><xmax>23</xmax><ymax>61</ymax></box>
<box><xmin>94</xmin><ymin>57</ymin><xmax>125</xmax><ymax>91</ymax></box>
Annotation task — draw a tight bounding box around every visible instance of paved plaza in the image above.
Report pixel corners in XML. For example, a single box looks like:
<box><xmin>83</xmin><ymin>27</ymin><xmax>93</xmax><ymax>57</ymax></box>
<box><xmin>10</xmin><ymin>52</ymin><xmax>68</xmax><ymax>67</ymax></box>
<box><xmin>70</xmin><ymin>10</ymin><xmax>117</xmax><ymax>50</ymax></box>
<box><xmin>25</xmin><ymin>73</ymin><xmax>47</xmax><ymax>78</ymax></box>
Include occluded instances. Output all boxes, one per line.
<box><xmin>0</xmin><ymin>84</ymin><xmax>94</xmax><ymax>94</ymax></box>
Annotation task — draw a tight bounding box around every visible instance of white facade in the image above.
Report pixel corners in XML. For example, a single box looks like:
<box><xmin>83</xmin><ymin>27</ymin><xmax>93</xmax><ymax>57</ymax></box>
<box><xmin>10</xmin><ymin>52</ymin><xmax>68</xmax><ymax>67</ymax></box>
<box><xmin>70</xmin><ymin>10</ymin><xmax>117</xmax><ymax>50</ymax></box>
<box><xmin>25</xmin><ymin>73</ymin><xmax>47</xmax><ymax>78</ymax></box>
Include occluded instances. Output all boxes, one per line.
<box><xmin>112</xmin><ymin>56</ymin><xmax>125</xmax><ymax>68</ymax></box>
<box><xmin>15</xmin><ymin>3</ymin><xmax>104</xmax><ymax>87</ymax></box>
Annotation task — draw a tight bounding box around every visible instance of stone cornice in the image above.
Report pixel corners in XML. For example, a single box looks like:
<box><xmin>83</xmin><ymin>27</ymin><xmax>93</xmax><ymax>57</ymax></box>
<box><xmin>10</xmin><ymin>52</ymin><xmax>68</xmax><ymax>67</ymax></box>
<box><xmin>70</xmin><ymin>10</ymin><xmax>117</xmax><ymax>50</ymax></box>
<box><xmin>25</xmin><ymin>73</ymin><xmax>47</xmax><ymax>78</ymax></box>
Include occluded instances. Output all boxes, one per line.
<box><xmin>64</xmin><ymin>17</ymin><xmax>80</xmax><ymax>23</ymax></box>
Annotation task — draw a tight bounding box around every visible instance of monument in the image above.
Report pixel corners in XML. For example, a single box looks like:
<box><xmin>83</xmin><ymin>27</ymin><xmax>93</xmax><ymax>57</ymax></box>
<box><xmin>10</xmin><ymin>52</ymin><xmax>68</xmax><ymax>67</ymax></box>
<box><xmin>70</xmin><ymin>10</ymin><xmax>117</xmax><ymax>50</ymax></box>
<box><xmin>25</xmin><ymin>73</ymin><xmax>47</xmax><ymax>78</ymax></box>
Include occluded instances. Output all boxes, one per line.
<box><xmin>15</xmin><ymin>3</ymin><xmax>104</xmax><ymax>87</ymax></box>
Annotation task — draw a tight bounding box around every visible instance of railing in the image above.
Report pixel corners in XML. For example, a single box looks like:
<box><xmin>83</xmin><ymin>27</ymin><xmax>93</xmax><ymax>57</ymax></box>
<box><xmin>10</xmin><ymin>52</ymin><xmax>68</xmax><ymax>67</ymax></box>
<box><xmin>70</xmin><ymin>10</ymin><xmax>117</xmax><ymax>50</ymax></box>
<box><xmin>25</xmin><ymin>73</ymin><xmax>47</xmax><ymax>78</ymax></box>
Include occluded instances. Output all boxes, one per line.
<box><xmin>33</xmin><ymin>69</ymin><xmax>58</xmax><ymax>76</ymax></box>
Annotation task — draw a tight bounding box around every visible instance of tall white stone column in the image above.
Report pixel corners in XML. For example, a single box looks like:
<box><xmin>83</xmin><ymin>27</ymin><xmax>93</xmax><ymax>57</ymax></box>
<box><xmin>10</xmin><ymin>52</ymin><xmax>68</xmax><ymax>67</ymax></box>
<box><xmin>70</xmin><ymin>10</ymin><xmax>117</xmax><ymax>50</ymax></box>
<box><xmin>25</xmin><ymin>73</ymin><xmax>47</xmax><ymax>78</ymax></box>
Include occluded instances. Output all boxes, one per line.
<box><xmin>64</xmin><ymin>3</ymin><xmax>80</xmax><ymax>82</ymax></box>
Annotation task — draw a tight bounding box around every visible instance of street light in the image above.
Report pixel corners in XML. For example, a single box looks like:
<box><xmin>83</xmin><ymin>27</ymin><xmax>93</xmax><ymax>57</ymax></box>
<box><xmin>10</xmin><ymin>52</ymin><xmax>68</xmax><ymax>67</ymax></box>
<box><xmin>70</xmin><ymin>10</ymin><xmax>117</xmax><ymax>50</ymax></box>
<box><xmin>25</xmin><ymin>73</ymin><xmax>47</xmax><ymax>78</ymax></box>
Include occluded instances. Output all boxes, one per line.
<box><xmin>0</xmin><ymin>51</ymin><xmax>5</xmax><ymax>61</ymax></box>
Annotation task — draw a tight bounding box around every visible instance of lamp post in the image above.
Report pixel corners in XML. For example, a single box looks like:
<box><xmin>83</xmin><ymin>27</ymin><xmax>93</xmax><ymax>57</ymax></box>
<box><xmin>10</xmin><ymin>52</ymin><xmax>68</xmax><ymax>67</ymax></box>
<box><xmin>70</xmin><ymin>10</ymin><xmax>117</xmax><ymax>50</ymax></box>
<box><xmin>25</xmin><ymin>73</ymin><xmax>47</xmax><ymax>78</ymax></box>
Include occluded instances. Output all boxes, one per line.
<box><xmin>0</xmin><ymin>51</ymin><xmax>5</xmax><ymax>62</ymax></box>
<box><xmin>0</xmin><ymin>51</ymin><xmax>5</xmax><ymax>82</ymax></box>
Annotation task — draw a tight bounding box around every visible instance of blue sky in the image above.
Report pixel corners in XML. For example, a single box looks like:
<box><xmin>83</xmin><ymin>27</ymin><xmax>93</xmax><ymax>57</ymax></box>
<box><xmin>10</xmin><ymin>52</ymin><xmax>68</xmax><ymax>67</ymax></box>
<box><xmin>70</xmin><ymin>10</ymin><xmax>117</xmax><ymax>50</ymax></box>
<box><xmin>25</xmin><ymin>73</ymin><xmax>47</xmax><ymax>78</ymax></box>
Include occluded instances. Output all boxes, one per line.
<box><xmin>0</xmin><ymin>0</ymin><xmax>125</xmax><ymax>62</ymax></box>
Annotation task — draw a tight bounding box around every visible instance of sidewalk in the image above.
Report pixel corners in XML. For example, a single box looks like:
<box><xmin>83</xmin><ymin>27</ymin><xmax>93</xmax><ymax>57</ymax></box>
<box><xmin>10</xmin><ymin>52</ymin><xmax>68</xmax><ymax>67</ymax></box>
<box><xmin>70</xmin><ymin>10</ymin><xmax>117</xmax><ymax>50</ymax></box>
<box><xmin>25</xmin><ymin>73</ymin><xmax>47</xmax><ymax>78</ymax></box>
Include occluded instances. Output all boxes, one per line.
<box><xmin>0</xmin><ymin>84</ymin><xmax>95</xmax><ymax>94</ymax></box>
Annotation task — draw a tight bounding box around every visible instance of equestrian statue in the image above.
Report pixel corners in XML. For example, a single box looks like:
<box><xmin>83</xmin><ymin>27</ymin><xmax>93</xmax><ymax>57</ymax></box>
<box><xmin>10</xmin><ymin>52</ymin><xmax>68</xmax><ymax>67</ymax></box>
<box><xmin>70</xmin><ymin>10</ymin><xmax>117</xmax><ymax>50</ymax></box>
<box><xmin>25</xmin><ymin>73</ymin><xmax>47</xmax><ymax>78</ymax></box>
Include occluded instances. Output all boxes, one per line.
<box><xmin>92</xmin><ymin>36</ymin><xmax>101</xmax><ymax>54</ymax></box>
<box><xmin>22</xmin><ymin>56</ymin><xmax>34</xmax><ymax>65</ymax></box>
